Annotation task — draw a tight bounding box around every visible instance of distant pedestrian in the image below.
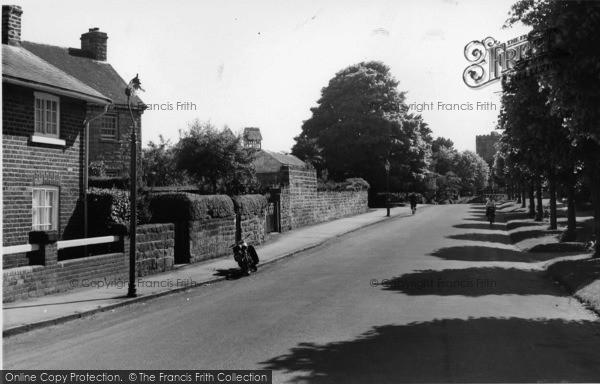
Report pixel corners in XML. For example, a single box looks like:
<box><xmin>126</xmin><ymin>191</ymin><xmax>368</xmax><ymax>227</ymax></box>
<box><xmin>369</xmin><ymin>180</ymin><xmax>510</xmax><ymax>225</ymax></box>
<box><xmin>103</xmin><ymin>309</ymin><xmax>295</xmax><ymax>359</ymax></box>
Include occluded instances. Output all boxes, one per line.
<box><xmin>409</xmin><ymin>193</ymin><xmax>418</xmax><ymax>214</ymax></box>
<box><xmin>485</xmin><ymin>197</ymin><xmax>496</xmax><ymax>218</ymax></box>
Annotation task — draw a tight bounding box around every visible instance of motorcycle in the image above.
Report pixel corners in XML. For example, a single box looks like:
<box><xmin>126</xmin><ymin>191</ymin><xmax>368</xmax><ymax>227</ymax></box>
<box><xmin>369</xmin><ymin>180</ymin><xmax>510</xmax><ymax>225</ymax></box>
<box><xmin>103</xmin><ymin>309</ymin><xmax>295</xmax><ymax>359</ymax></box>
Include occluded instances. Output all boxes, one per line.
<box><xmin>486</xmin><ymin>206</ymin><xmax>496</xmax><ymax>227</ymax></box>
<box><xmin>231</xmin><ymin>235</ymin><xmax>259</xmax><ymax>276</ymax></box>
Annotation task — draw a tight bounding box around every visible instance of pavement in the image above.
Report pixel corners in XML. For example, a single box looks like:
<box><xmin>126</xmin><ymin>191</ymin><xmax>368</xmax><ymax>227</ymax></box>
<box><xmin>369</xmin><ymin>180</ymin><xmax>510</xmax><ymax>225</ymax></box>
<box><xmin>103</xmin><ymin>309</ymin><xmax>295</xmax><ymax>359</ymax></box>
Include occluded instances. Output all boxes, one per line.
<box><xmin>3</xmin><ymin>205</ymin><xmax>414</xmax><ymax>337</ymax></box>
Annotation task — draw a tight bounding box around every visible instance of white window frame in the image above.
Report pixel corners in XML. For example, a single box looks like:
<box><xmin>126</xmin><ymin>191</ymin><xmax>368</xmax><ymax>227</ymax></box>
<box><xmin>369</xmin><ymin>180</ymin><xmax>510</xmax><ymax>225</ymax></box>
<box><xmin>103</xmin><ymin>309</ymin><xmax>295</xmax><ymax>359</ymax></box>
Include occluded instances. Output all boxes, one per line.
<box><xmin>33</xmin><ymin>92</ymin><xmax>60</xmax><ymax>139</ymax></box>
<box><xmin>100</xmin><ymin>114</ymin><xmax>118</xmax><ymax>140</ymax></box>
<box><xmin>32</xmin><ymin>186</ymin><xmax>59</xmax><ymax>231</ymax></box>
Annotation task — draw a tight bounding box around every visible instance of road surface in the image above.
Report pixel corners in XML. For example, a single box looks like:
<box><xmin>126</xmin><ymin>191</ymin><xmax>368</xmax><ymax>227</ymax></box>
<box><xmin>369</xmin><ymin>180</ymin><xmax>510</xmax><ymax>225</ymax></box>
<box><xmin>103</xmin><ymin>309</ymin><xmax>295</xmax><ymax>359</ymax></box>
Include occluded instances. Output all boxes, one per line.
<box><xmin>4</xmin><ymin>204</ymin><xmax>600</xmax><ymax>382</ymax></box>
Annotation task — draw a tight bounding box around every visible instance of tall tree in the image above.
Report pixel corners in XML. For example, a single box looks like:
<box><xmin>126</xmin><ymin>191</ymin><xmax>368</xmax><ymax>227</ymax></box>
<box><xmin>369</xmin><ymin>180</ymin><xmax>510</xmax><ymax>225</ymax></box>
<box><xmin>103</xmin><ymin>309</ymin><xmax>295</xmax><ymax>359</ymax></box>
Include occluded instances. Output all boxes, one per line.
<box><xmin>292</xmin><ymin>61</ymin><xmax>430</xmax><ymax>191</ymax></box>
<box><xmin>507</xmin><ymin>0</ymin><xmax>600</xmax><ymax>254</ymax></box>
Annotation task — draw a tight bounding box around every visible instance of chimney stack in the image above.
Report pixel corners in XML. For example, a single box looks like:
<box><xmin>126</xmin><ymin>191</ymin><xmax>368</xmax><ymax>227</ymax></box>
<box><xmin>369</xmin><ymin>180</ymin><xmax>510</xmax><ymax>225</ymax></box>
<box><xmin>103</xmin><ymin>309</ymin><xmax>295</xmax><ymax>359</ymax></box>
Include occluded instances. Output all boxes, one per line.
<box><xmin>81</xmin><ymin>27</ymin><xmax>107</xmax><ymax>61</ymax></box>
<box><xmin>2</xmin><ymin>5</ymin><xmax>23</xmax><ymax>46</ymax></box>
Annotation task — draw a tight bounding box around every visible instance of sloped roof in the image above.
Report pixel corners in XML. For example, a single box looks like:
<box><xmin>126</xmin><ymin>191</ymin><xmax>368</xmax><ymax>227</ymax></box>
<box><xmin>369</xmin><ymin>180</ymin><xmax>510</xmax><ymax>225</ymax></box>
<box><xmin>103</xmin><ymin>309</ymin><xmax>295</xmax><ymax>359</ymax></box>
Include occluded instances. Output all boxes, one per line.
<box><xmin>263</xmin><ymin>150</ymin><xmax>306</xmax><ymax>167</ymax></box>
<box><xmin>244</xmin><ymin>127</ymin><xmax>262</xmax><ymax>141</ymax></box>
<box><xmin>21</xmin><ymin>41</ymin><xmax>143</xmax><ymax>107</ymax></box>
<box><xmin>2</xmin><ymin>44</ymin><xmax>112</xmax><ymax>104</ymax></box>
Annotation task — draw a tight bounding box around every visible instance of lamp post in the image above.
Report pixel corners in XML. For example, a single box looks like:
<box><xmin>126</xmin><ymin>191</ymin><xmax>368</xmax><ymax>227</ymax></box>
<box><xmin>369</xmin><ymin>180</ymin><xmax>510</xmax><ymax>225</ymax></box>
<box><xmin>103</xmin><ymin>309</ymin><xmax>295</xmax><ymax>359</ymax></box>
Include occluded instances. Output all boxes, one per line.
<box><xmin>125</xmin><ymin>74</ymin><xmax>144</xmax><ymax>298</ymax></box>
<box><xmin>384</xmin><ymin>159</ymin><xmax>390</xmax><ymax>217</ymax></box>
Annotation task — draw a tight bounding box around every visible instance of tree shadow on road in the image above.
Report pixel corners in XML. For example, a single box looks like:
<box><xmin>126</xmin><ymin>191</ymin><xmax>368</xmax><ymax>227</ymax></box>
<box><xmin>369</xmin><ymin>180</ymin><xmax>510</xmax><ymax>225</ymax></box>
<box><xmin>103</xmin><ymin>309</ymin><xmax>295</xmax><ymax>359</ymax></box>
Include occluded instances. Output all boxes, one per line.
<box><xmin>454</xmin><ymin>223</ymin><xmax>505</xmax><ymax>231</ymax></box>
<box><xmin>509</xmin><ymin>229</ymin><xmax>562</xmax><ymax>244</ymax></box>
<box><xmin>261</xmin><ymin>317</ymin><xmax>600</xmax><ymax>383</ymax></box>
<box><xmin>448</xmin><ymin>233</ymin><xmax>512</xmax><ymax>245</ymax></box>
<box><xmin>379</xmin><ymin>267</ymin><xmax>561</xmax><ymax>296</ymax></box>
<box><xmin>506</xmin><ymin>221</ymin><xmax>543</xmax><ymax>231</ymax></box>
<box><xmin>463</xmin><ymin>216</ymin><xmax>500</xmax><ymax>223</ymax></box>
<box><xmin>429</xmin><ymin>246</ymin><xmax>563</xmax><ymax>263</ymax></box>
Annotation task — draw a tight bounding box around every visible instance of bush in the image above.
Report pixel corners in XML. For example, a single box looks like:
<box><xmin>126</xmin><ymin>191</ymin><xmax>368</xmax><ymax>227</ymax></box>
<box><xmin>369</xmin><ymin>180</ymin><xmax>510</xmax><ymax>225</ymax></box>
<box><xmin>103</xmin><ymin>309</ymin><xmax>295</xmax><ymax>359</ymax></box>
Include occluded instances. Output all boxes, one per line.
<box><xmin>371</xmin><ymin>192</ymin><xmax>425</xmax><ymax>207</ymax></box>
<box><xmin>149</xmin><ymin>193</ymin><xmax>235</xmax><ymax>222</ymax></box>
<box><xmin>344</xmin><ymin>178</ymin><xmax>370</xmax><ymax>191</ymax></box>
<box><xmin>318</xmin><ymin>177</ymin><xmax>370</xmax><ymax>192</ymax></box>
<box><xmin>407</xmin><ymin>192</ymin><xmax>425</xmax><ymax>204</ymax></box>
<box><xmin>232</xmin><ymin>195</ymin><xmax>268</xmax><ymax>216</ymax></box>
<box><xmin>89</xmin><ymin>160</ymin><xmax>107</xmax><ymax>178</ymax></box>
<box><xmin>87</xmin><ymin>188</ymin><xmax>131</xmax><ymax>234</ymax></box>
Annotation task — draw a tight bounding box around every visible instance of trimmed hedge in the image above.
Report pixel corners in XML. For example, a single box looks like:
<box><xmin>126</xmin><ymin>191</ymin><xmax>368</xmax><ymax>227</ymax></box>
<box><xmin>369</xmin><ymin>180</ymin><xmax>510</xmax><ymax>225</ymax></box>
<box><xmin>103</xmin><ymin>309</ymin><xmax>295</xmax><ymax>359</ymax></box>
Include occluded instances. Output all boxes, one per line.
<box><xmin>149</xmin><ymin>193</ymin><xmax>235</xmax><ymax>222</ymax></box>
<box><xmin>232</xmin><ymin>195</ymin><xmax>268</xmax><ymax>216</ymax></box>
<box><xmin>318</xmin><ymin>177</ymin><xmax>370</xmax><ymax>192</ymax></box>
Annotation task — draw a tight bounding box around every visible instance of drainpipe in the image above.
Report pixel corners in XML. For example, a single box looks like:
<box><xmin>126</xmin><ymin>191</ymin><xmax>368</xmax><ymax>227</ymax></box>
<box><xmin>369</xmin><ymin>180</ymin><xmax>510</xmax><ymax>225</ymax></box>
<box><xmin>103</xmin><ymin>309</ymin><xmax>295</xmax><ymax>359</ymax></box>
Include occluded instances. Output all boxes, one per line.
<box><xmin>83</xmin><ymin>105</ymin><xmax>110</xmax><ymax>243</ymax></box>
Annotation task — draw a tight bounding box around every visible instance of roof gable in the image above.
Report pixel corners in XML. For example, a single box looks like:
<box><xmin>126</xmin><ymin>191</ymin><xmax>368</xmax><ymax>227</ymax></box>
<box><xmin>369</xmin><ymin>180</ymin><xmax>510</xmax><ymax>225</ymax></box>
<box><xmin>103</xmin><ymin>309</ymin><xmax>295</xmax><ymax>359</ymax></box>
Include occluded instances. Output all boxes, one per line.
<box><xmin>253</xmin><ymin>149</ymin><xmax>307</xmax><ymax>173</ymax></box>
<box><xmin>244</xmin><ymin>127</ymin><xmax>262</xmax><ymax>141</ymax></box>
<box><xmin>21</xmin><ymin>41</ymin><xmax>143</xmax><ymax>107</ymax></box>
<box><xmin>264</xmin><ymin>150</ymin><xmax>306</xmax><ymax>167</ymax></box>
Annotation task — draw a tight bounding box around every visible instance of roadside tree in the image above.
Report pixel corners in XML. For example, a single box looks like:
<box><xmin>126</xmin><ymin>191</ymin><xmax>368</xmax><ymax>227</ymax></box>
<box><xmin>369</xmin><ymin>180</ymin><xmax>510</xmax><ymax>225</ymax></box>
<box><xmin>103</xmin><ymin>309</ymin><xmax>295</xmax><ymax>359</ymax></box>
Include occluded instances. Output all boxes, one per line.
<box><xmin>292</xmin><ymin>61</ymin><xmax>431</xmax><ymax>192</ymax></box>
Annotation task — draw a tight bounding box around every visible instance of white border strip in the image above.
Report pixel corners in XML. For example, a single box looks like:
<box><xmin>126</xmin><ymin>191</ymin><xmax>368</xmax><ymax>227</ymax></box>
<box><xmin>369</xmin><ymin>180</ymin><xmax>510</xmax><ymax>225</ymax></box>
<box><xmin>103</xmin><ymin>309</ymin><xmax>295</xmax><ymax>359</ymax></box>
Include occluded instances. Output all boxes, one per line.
<box><xmin>2</xmin><ymin>244</ymin><xmax>40</xmax><ymax>255</ymax></box>
<box><xmin>57</xmin><ymin>236</ymin><xmax>120</xmax><ymax>250</ymax></box>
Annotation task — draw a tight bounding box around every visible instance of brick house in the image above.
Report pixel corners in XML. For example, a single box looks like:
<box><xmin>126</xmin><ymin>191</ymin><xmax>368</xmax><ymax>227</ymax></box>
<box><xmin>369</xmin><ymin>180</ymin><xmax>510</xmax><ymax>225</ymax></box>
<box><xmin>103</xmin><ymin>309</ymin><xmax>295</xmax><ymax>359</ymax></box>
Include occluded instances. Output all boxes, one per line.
<box><xmin>22</xmin><ymin>31</ymin><xmax>144</xmax><ymax>178</ymax></box>
<box><xmin>2</xmin><ymin>5</ymin><xmax>143</xmax><ymax>267</ymax></box>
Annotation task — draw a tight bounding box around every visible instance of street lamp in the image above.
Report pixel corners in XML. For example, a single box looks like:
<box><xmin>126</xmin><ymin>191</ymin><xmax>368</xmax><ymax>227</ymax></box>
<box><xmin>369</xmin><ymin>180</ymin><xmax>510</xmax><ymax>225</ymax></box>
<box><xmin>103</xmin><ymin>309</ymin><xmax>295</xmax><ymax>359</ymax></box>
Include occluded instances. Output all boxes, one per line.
<box><xmin>125</xmin><ymin>74</ymin><xmax>144</xmax><ymax>298</ymax></box>
<box><xmin>384</xmin><ymin>159</ymin><xmax>390</xmax><ymax>217</ymax></box>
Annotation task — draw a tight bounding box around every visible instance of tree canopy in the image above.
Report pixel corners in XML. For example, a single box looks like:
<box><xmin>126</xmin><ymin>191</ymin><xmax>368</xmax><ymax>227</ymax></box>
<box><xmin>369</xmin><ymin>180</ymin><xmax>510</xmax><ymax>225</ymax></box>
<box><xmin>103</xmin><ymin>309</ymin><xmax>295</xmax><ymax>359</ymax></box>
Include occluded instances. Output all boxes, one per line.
<box><xmin>503</xmin><ymin>0</ymin><xmax>600</xmax><ymax>252</ymax></box>
<box><xmin>292</xmin><ymin>61</ymin><xmax>431</xmax><ymax>191</ymax></box>
<box><xmin>142</xmin><ymin>135</ymin><xmax>189</xmax><ymax>187</ymax></box>
<box><xmin>174</xmin><ymin>120</ymin><xmax>260</xmax><ymax>195</ymax></box>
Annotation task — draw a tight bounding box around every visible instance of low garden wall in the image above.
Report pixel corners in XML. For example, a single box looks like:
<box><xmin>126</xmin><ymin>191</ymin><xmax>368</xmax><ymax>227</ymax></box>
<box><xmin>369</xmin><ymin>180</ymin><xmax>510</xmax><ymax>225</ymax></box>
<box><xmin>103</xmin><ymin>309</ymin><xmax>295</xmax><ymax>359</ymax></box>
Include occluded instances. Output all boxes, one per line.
<box><xmin>136</xmin><ymin>223</ymin><xmax>175</xmax><ymax>276</ymax></box>
<box><xmin>232</xmin><ymin>195</ymin><xmax>268</xmax><ymax>246</ymax></box>
<box><xmin>3</xmin><ymin>230</ymin><xmax>129</xmax><ymax>303</ymax></box>
<box><xmin>149</xmin><ymin>194</ymin><xmax>237</xmax><ymax>264</ymax></box>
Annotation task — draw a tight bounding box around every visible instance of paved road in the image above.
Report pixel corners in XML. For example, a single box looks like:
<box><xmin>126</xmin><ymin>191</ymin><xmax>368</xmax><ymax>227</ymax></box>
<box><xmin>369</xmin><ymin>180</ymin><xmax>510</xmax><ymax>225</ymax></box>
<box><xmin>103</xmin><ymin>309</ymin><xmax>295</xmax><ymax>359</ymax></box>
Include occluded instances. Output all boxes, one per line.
<box><xmin>4</xmin><ymin>204</ymin><xmax>600</xmax><ymax>382</ymax></box>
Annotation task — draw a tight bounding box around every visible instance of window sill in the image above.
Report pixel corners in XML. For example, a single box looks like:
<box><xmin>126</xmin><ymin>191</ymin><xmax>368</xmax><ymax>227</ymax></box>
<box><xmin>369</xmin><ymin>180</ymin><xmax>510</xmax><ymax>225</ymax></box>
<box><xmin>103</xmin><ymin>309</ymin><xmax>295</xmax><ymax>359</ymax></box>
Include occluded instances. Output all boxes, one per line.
<box><xmin>99</xmin><ymin>138</ymin><xmax>121</xmax><ymax>143</ymax></box>
<box><xmin>31</xmin><ymin>135</ymin><xmax>66</xmax><ymax>146</ymax></box>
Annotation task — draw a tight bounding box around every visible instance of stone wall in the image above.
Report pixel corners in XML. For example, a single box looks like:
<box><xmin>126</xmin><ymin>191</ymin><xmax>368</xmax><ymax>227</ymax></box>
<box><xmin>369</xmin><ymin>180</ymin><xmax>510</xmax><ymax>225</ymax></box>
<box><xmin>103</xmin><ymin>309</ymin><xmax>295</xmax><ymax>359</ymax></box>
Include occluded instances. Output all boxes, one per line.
<box><xmin>135</xmin><ymin>223</ymin><xmax>175</xmax><ymax>276</ymax></box>
<box><xmin>238</xmin><ymin>211</ymin><xmax>267</xmax><ymax>246</ymax></box>
<box><xmin>188</xmin><ymin>217</ymin><xmax>236</xmax><ymax>263</ymax></box>
<box><xmin>278</xmin><ymin>166</ymin><xmax>369</xmax><ymax>231</ymax></box>
<box><xmin>282</xmin><ymin>188</ymin><xmax>369</xmax><ymax>230</ymax></box>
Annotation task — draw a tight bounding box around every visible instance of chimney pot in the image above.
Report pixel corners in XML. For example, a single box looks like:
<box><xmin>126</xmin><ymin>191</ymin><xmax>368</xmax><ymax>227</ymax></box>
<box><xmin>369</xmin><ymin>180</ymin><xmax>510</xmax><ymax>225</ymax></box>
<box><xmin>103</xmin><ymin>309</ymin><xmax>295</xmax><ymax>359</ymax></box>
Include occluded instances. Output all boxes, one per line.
<box><xmin>2</xmin><ymin>5</ymin><xmax>23</xmax><ymax>46</ymax></box>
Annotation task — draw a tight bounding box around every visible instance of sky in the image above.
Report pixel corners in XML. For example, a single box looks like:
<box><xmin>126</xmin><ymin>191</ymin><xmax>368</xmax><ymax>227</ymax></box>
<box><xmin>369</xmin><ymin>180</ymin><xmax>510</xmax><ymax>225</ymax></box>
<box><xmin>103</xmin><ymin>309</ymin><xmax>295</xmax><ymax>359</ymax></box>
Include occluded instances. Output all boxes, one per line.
<box><xmin>13</xmin><ymin>0</ymin><xmax>530</xmax><ymax>152</ymax></box>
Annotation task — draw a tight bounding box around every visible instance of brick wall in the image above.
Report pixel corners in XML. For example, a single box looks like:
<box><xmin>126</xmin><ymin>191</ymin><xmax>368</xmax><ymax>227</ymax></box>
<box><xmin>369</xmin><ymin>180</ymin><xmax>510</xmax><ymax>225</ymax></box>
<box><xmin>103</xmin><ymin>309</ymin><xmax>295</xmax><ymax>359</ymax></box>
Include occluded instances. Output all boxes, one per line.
<box><xmin>88</xmin><ymin>107</ymin><xmax>142</xmax><ymax>177</ymax></box>
<box><xmin>3</xmin><ymin>84</ymin><xmax>87</xmax><ymax>267</ymax></box>
<box><xmin>56</xmin><ymin>252</ymin><xmax>128</xmax><ymax>292</ymax></box>
<box><xmin>3</xmin><ymin>224</ymin><xmax>178</xmax><ymax>302</ymax></box>
<box><xmin>3</xmin><ymin>252</ymin><xmax>128</xmax><ymax>303</ymax></box>
<box><xmin>135</xmin><ymin>223</ymin><xmax>175</xmax><ymax>276</ymax></box>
